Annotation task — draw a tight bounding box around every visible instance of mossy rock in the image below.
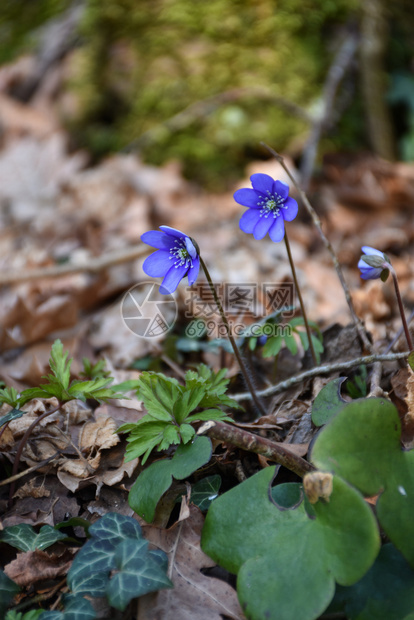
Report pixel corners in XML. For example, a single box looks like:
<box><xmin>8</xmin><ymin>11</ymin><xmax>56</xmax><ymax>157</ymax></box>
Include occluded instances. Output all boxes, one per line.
<box><xmin>66</xmin><ymin>0</ymin><xmax>358</xmax><ymax>187</ymax></box>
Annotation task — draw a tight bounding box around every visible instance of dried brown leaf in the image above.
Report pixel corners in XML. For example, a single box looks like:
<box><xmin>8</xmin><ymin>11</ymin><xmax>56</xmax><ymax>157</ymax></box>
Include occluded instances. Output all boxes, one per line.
<box><xmin>141</xmin><ymin>506</ymin><xmax>243</xmax><ymax>620</ymax></box>
<box><xmin>79</xmin><ymin>416</ymin><xmax>120</xmax><ymax>452</ymax></box>
<box><xmin>4</xmin><ymin>549</ymin><xmax>73</xmax><ymax>586</ymax></box>
<box><xmin>58</xmin><ymin>453</ymin><xmax>100</xmax><ymax>478</ymax></box>
<box><xmin>13</xmin><ymin>479</ymin><xmax>51</xmax><ymax>499</ymax></box>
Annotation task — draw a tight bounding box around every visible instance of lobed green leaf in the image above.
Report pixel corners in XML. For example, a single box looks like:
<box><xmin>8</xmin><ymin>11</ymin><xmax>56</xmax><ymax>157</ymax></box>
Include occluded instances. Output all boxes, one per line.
<box><xmin>0</xmin><ymin>524</ymin><xmax>66</xmax><ymax>552</ymax></box>
<box><xmin>311</xmin><ymin>397</ymin><xmax>414</xmax><ymax>567</ymax></box>
<box><xmin>201</xmin><ymin>467</ymin><xmax>380</xmax><ymax>620</ymax></box>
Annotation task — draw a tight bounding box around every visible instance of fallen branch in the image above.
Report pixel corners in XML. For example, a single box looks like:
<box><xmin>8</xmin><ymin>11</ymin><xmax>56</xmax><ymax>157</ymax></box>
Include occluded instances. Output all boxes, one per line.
<box><xmin>232</xmin><ymin>351</ymin><xmax>409</xmax><ymax>401</ymax></box>
<box><xmin>198</xmin><ymin>420</ymin><xmax>314</xmax><ymax>478</ymax></box>
<box><xmin>0</xmin><ymin>245</ymin><xmax>148</xmax><ymax>285</ymax></box>
<box><xmin>300</xmin><ymin>31</ymin><xmax>358</xmax><ymax>190</ymax></box>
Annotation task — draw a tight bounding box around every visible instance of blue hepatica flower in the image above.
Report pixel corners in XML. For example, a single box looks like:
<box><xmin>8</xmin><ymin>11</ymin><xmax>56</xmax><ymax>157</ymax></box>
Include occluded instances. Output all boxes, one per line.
<box><xmin>141</xmin><ymin>226</ymin><xmax>200</xmax><ymax>294</ymax></box>
<box><xmin>234</xmin><ymin>173</ymin><xmax>298</xmax><ymax>242</ymax></box>
<box><xmin>358</xmin><ymin>246</ymin><xmax>390</xmax><ymax>281</ymax></box>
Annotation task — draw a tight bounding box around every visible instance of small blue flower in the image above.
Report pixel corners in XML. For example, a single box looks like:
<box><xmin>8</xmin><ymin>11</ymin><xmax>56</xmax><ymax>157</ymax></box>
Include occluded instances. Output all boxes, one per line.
<box><xmin>358</xmin><ymin>246</ymin><xmax>390</xmax><ymax>280</ymax></box>
<box><xmin>141</xmin><ymin>226</ymin><xmax>200</xmax><ymax>294</ymax></box>
<box><xmin>234</xmin><ymin>173</ymin><xmax>298</xmax><ymax>242</ymax></box>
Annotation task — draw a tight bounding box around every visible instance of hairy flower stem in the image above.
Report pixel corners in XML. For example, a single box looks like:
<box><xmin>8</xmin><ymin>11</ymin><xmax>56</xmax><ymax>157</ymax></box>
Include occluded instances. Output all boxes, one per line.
<box><xmin>284</xmin><ymin>232</ymin><xmax>317</xmax><ymax>366</ymax></box>
<box><xmin>390</xmin><ymin>267</ymin><xmax>413</xmax><ymax>351</ymax></box>
<box><xmin>8</xmin><ymin>403</ymin><xmax>61</xmax><ymax>507</ymax></box>
<box><xmin>198</xmin><ymin>420</ymin><xmax>314</xmax><ymax>477</ymax></box>
<box><xmin>261</xmin><ymin>142</ymin><xmax>373</xmax><ymax>353</ymax></box>
<box><xmin>199</xmin><ymin>257</ymin><xmax>267</xmax><ymax>417</ymax></box>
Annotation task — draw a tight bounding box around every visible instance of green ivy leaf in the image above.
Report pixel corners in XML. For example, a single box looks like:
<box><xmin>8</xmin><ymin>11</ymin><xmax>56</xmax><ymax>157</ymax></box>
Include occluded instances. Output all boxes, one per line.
<box><xmin>311</xmin><ymin>397</ymin><xmax>414</xmax><ymax>567</ymax></box>
<box><xmin>106</xmin><ymin>539</ymin><xmax>172</xmax><ymax>611</ymax></box>
<box><xmin>311</xmin><ymin>377</ymin><xmax>348</xmax><ymax>426</ymax></box>
<box><xmin>191</xmin><ymin>475</ymin><xmax>221</xmax><ymax>511</ymax></box>
<box><xmin>0</xmin><ymin>571</ymin><xmax>20</xmax><ymax>617</ymax></box>
<box><xmin>0</xmin><ymin>408</ymin><xmax>24</xmax><ymax>430</ymax></box>
<box><xmin>0</xmin><ymin>524</ymin><xmax>66</xmax><ymax>552</ymax></box>
<box><xmin>67</xmin><ymin>513</ymin><xmax>171</xmax><ymax>608</ymax></box>
<box><xmin>128</xmin><ymin>435</ymin><xmax>212</xmax><ymax>522</ymax></box>
<box><xmin>38</xmin><ymin>594</ymin><xmax>96</xmax><ymax>620</ymax></box>
<box><xmin>201</xmin><ymin>467</ymin><xmax>379</xmax><ymax>620</ymax></box>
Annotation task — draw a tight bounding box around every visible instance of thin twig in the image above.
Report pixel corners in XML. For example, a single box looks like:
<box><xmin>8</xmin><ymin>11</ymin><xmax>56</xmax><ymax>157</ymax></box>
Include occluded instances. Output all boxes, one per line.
<box><xmin>300</xmin><ymin>31</ymin><xmax>358</xmax><ymax>190</ymax></box>
<box><xmin>261</xmin><ymin>143</ymin><xmax>373</xmax><ymax>352</ymax></box>
<box><xmin>198</xmin><ymin>420</ymin><xmax>314</xmax><ymax>478</ymax></box>
<box><xmin>385</xmin><ymin>309</ymin><xmax>414</xmax><ymax>353</ymax></box>
<box><xmin>0</xmin><ymin>245</ymin><xmax>148</xmax><ymax>285</ymax></box>
<box><xmin>0</xmin><ymin>452</ymin><xmax>60</xmax><ymax>487</ymax></box>
<box><xmin>12</xmin><ymin>579</ymin><xmax>68</xmax><ymax>613</ymax></box>
<box><xmin>368</xmin><ymin>361</ymin><xmax>384</xmax><ymax>397</ymax></box>
<box><xmin>161</xmin><ymin>354</ymin><xmax>187</xmax><ymax>380</ymax></box>
<box><xmin>232</xmin><ymin>351</ymin><xmax>409</xmax><ymax>401</ymax></box>
<box><xmin>8</xmin><ymin>404</ymin><xmax>61</xmax><ymax>506</ymax></box>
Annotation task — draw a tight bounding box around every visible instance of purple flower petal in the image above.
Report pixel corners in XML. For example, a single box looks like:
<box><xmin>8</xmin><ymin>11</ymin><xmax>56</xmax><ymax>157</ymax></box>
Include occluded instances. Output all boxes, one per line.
<box><xmin>250</xmin><ymin>173</ymin><xmax>274</xmax><ymax>195</ymax></box>
<box><xmin>188</xmin><ymin>256</ymin><xmax>200</xmax><ymax>285</ymax></box>
<box><xmin>273</xmin><ymin>180</ymin><xmax>289</xmax><ymax>200</ymax></box>
<box><xmin>141</xmin><ymin>230</ymin><xmax>175</xmax><ymax>250</ymax></box>
<box><xmin>282</xmin><ymin>197</ymin><xmax>298</xmax><ymax>222</ymax></box>
<box><xmin>253</xmin><ymin>215</ymin><xmax>274</xmax><ymax>240</ymax></box>
<box><xmin>360</xmin><ymin>267</ymin><xmax>382</xmax><ymax>280</ymax></box>
<box><xmin>142</xmin><ymin>250</ymin><xmax>171</xmax><ymax>277</ymax></box>
<box><xmin>269</xmin><ymin>216</ymin><xmax>285</xmax><ymax>242</ymax></box>
<box><xmin>358</xmin><ymin>258</ymin><xmax>382</xmax><ymax>279</ymax></box>
<box><xmin>361</xmin><ymin>246</ymin><xmax>384</xmax><ymax>257</ymax></box>
<box><xmin>233</xmin><ymin>188</ymin><xmax>261</xmax><ymax>208</ymax></box>
<box><xmin>159</xmin><ymin>264</ymin><xmax>188</xmax><ymax>294</ymax></box>
<box><xmin>159</xmin><ymin>226</ymin><xmax>187</xmax><ymax>239</ymax></box>
<box><xmin>239</xmin><ymin>208</ymin><xmax>261</xmax><ymax>233</ymax></box>
<box><xmin>184</xmin><ymin>237</ymin><xmax>198</xmax><ymax>260</ymax></box>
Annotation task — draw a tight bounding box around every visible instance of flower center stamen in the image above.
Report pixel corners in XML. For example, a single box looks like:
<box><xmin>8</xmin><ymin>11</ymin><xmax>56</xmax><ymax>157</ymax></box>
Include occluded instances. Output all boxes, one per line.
<box><xmin>257</xmin><ymin>190</ymin><xmax>287</xmax><ymax>219</ymax></box>
<box><xmin>169</xmin><ymin>239</ymin><xmax>194</xmax><ymax>269</ymax></box>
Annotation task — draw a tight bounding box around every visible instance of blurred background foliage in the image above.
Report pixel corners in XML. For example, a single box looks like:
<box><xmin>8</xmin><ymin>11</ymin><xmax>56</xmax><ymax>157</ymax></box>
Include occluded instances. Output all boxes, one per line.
<box><xmin>1</xmin><ymin>0</ymin><xmax>414</xmax><ymax>188</ymax></box>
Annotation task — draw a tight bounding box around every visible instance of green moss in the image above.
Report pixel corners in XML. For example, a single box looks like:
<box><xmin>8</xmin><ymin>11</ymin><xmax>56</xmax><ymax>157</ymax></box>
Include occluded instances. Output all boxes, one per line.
<box><xmin>67</xmin><ymin>0</ymin><xmax>363</xmax><ymax>187</ymax></box>
<box><xmin>0</xmin><ymin>0</ymin><xmax>70</xmax><ymax>64</ymax></box>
